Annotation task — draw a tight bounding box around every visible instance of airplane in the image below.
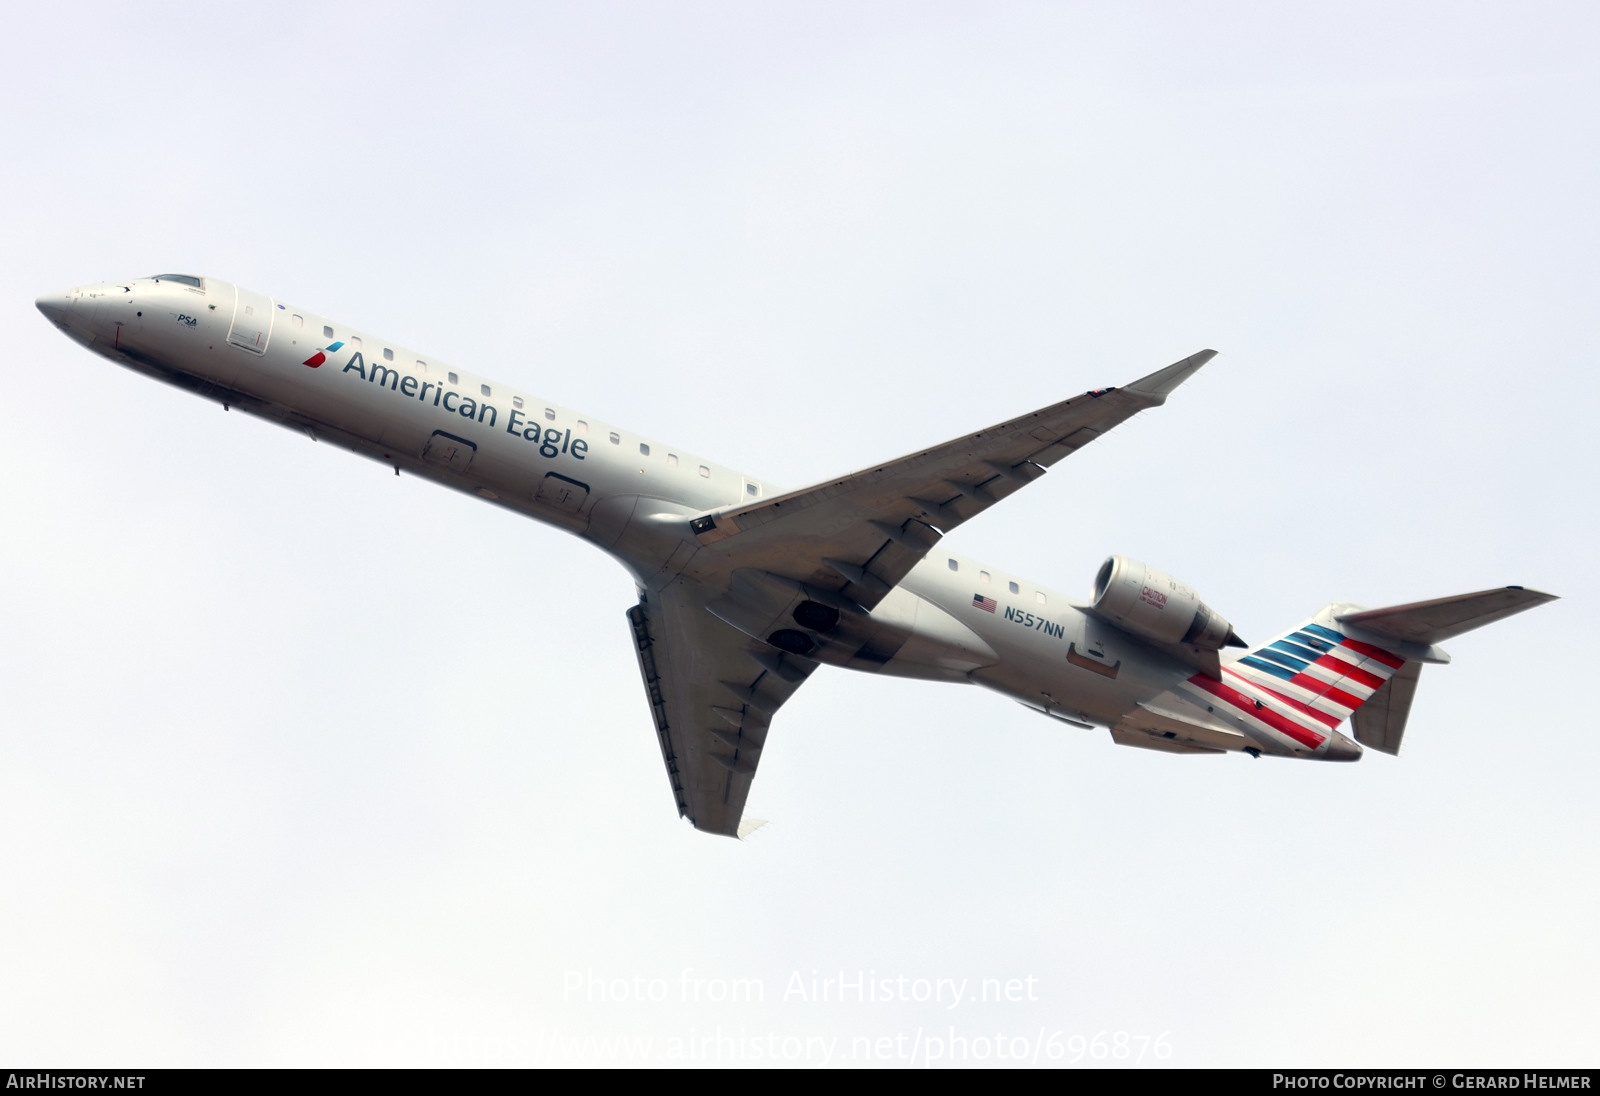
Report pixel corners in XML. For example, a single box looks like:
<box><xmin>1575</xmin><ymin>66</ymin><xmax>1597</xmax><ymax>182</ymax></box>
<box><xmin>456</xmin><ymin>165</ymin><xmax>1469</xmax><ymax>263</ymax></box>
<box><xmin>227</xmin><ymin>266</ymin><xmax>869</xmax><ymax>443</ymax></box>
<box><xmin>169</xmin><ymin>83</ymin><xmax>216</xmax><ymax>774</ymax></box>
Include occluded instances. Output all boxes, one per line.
<box><xmin>35</xmin><ymin>274</ymin><xmax>1558</xmax><ymax>838</ymax></box>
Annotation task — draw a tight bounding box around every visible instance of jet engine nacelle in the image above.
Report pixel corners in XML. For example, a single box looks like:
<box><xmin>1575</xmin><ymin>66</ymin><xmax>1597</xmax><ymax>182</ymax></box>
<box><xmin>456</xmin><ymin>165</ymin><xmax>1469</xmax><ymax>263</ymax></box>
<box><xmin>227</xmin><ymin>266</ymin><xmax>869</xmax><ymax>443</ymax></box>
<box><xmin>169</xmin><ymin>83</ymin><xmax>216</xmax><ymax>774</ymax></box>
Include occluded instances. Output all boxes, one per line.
<box><xmin>1090</xmin><ymin>555</ymin><xmax>1240</xmax><ymax>651</ymax></box>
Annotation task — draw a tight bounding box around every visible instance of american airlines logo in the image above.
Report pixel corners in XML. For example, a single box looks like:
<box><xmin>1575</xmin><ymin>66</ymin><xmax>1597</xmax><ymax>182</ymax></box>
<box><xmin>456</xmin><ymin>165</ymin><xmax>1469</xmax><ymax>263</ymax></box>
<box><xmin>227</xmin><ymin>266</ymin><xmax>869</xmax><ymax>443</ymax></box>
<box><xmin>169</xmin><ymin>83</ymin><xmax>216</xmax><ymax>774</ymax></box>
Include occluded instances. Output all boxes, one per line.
<box><xmin>302</xmin><ymin>341</ymin><xmax>344</xmax><ymax>368</ymax></box>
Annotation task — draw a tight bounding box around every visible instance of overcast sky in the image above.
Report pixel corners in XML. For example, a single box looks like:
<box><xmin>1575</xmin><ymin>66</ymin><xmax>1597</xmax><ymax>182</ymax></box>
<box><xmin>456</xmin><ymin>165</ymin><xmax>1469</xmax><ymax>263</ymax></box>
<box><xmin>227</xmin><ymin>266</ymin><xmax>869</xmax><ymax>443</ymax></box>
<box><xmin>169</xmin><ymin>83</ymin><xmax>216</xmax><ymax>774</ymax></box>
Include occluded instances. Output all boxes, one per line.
<box><xmin>2</xmin><ymin>0</ymin><xmax>1596</xmax><ymax>1068</ymax></box>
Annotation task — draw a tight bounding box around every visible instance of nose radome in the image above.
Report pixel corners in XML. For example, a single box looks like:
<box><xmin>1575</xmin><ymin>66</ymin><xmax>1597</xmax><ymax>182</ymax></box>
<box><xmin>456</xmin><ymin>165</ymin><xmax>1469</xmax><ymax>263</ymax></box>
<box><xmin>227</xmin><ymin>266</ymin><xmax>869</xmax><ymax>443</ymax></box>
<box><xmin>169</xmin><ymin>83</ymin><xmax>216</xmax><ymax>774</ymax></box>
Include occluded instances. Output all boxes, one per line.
<box><xmin>36</xmin><ymin>290</ymin><xmax>72</xmax><ymax>327</ymax></box>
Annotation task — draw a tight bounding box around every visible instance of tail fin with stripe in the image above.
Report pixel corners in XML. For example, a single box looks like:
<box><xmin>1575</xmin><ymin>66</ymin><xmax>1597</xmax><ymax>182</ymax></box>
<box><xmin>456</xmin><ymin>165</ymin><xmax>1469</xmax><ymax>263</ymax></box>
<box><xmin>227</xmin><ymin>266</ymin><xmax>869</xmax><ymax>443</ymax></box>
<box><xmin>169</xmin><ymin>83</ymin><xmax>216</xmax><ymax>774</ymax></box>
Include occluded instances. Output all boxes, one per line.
<box><xmin>1214</xmin><ymin>588</ymin><xmax>1555</xmax><ymax>756</ymax></box>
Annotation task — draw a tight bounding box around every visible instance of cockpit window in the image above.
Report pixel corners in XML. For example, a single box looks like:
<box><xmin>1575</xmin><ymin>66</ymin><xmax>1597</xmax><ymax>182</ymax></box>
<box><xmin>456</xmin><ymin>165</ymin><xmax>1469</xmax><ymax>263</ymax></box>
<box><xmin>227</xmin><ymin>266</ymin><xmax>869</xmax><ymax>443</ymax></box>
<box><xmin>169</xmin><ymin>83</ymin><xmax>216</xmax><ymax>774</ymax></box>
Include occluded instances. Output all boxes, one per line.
<box><xmin>149</xmin><ymin>274</ymin><xmax>202</xmax><ymax>287</ymax></box>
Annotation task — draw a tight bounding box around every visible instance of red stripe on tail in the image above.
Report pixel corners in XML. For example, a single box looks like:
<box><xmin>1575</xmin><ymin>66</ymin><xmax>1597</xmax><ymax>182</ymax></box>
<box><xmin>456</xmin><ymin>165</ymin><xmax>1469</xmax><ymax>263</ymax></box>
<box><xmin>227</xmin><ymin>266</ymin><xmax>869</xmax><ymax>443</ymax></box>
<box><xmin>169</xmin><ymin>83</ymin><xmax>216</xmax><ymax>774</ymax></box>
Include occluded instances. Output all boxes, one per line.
<box><xmin>1222</xmin><ymin>669</ymin><xmax>1342</xmax><ymax>728</ymax></box>
<box><xmin>1340</xmin><ymin>637</ymin><xmax>1405</xmax><ymax>669</ymax></box>
<box><xmin>1189</xmin><ymin>674</ymin><xmax>1327</xmax><ymax>750</ymax></box>
<box><xmin>1288</xmin><ymin>673</ymin><xmax>1365</xmax><ymax>711</ymax></box>
<box><xmin>1312</xmin><ymin>654</ymin><xmax>1387</xmax><ymax>691</ymax></box>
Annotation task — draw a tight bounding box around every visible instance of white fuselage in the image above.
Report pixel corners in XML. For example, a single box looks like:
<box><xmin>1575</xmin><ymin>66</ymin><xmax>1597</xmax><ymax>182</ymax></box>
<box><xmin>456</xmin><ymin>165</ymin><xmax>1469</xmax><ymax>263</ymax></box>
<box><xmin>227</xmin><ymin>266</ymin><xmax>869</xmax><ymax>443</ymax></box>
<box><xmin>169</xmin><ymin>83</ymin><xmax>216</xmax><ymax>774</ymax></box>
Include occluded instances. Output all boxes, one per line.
<box><xmin>36</xmin><ymin>275</ymin><xmax>1354</xmax><ymax>761</ymax></box>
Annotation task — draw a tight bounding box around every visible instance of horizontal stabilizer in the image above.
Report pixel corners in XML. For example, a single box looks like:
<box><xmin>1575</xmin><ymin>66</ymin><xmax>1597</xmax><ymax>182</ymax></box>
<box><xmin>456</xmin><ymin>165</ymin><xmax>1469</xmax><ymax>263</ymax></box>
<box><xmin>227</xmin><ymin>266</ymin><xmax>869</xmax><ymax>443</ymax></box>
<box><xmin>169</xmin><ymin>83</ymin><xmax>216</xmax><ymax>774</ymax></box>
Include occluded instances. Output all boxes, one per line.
<box><xmin>1337</xmin><ymin>587</ymin><xmax>1557</xmax><ymax>644</ymax></box>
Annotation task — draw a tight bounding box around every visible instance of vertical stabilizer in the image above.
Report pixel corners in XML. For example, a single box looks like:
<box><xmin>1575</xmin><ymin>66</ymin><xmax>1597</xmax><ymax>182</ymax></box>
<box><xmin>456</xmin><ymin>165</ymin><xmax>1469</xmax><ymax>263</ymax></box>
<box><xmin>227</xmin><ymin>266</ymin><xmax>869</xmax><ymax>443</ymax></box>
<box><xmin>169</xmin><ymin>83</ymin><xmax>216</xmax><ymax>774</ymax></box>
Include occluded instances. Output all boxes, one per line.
<box><xmin>1350</xmin><ymin>661</ymin><xmax>1423</xmax><ymax>755</ymax></box>
<box><xmin>1229</xmin><ymin>616</ymin><xmax>1410</xmax><ymax>728</ymax></box>
<box><xmin>1174</xmin><ymin>610</ymin><xmax>1413</xmax><ymax>757</ymax></box>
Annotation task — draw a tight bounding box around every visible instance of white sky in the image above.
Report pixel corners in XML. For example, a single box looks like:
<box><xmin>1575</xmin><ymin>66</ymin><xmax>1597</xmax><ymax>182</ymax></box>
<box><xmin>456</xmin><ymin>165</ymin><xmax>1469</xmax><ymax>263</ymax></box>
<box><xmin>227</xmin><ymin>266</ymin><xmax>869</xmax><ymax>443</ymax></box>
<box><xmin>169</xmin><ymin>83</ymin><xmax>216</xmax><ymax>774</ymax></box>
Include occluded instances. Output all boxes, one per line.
<box><xmin>2</xmin><ymin>0</ymin><xmax>1596</xmax><ymax>1068</ymax></box>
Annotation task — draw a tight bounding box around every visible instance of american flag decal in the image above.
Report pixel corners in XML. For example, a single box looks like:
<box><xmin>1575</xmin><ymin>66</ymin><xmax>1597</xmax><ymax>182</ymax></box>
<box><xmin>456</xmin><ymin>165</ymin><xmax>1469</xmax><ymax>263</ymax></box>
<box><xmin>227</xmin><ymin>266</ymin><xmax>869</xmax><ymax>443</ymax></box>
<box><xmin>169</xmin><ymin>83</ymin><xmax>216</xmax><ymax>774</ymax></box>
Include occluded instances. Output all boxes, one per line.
<box><xmin>973</xmin><ymin>594</ymin><xmax>998</xmax><ymax>613</ymax></box>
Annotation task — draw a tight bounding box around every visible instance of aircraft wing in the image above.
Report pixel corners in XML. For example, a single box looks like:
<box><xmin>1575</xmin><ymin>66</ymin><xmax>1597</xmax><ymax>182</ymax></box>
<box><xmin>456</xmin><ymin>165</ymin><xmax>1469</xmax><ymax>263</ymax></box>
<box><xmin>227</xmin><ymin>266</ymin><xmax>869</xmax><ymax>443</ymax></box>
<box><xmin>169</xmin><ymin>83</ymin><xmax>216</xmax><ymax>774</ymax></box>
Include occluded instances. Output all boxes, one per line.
<box><xmin>688</xmin><ymin>350</ymin><xmax>1215</xmax><ymax>609</ymax></box>
<box><xmin>626</xmin><ymin>576</ymin><xmax>817</xmax><ymax>837</ymax></box>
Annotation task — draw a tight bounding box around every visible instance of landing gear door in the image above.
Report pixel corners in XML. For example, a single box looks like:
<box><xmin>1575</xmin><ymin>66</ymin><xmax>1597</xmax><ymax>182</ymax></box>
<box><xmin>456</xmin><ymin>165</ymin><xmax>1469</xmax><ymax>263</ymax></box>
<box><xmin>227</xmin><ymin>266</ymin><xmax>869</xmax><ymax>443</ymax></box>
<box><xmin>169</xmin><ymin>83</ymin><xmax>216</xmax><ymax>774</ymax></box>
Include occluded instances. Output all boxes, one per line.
<box><xmin>227</xmin><ymin>285</ymin><xmax>276</xmax><ymax>354</ymax></box>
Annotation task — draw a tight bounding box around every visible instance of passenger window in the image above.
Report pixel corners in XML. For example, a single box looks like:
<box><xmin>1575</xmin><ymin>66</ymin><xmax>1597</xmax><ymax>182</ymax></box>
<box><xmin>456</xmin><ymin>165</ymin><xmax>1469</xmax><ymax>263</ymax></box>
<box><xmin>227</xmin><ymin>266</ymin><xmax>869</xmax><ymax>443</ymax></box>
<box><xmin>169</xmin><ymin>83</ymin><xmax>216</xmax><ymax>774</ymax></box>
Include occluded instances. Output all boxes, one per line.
<box><xmin>980</xmin><ymin>571</ymin><xmax>991</xmax><ymax>584</ymax></box>
<box><xmin>513</xmin><ymin>396</ymin><xmax>523</xmax><ymax>409</ymax></box>
<box><xmin>745</xmin><ymin>481</ymin><xmax>760</xmax><ymax>497</ymax></box>
<box><xmin>1035</xmin><ymin>591</ymin><xmax>1046</xmax><ymax>604</ymax></box>
<box><xmin>480</xmin><ymin>384</ymin><xmax>491</xmax><ymax>397</ymax></box>
<box><xmin>609</xmin><ymin>432</ymin><xmax>620</xmax><ymax>445</ymax></box>
<box><xmin>639</xmin><ymin>443</ymin><xmax>650</xmax><ymax>456</ymax></box>
<box><xmin>447</xmin><ymin>372</ymin><xmax>458</xmax><ymax>385</ymax></box>
<box><xmin>575</xmin><ymin>420</ymin><xmax>588</xmax><ymax>435</ymax></box>
<box><xmin>544</xmin><ymin>408</ymin><xmax>556</xmax><ymax>421</ymax></box>
<box><xmin>323</xmin><ymin>325</ymin><xmax>334</xmax><ymax>338</ymax></box>
<box><xmin>350</xmin><ymin>337</ymin><xmax>362</xmax><ymax>351</ymax></box>
<box><xmin>667</xmin><ymin>454</ymin><xmax>678</xmax><ymax>467</ymax></box>
<box><xmin>948</xmin><ymin>559</ymin><xmax>959</xmax><ymax>571</ymax></box>
<box><xmin>1008</xmin><ymin>581</ymin><xmax>1019</xmax><ymax>594</ymax></box>
<box><xmin>699</xmin><ymin>465</ymin><xmax>710</xmax><ymax>478</ymax></box>
<box><xmin>292</xmin><ymin>314</ymin><xmax>303</xmax><ymax>328</ymax></box>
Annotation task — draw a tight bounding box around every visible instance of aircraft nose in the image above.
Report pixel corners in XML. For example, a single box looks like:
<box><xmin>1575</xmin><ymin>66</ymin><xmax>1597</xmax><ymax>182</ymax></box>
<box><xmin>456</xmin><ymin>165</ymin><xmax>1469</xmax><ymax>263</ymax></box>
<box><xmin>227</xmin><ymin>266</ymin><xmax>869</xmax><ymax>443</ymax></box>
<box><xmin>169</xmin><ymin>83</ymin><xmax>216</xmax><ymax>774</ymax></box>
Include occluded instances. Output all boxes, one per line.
<box><xmin>35</xmin><ymin>290</ymin><xmax>72</xmax><ymax>328</ymax></box>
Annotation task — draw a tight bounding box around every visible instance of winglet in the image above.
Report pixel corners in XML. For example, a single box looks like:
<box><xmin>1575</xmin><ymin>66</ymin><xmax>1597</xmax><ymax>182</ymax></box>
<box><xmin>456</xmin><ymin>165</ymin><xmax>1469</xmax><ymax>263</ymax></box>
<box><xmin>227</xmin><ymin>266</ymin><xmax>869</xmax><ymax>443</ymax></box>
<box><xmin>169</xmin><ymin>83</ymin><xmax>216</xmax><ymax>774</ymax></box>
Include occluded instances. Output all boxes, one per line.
<box><xmin>736</xmin><ymin>818</ymin><xmax>770</xmax><ymax>840</ymax></box>
<box><xmin>1122</xmin><ymin>349</ymin><xmax>1217</xmax><ymax>406</ymax></box>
